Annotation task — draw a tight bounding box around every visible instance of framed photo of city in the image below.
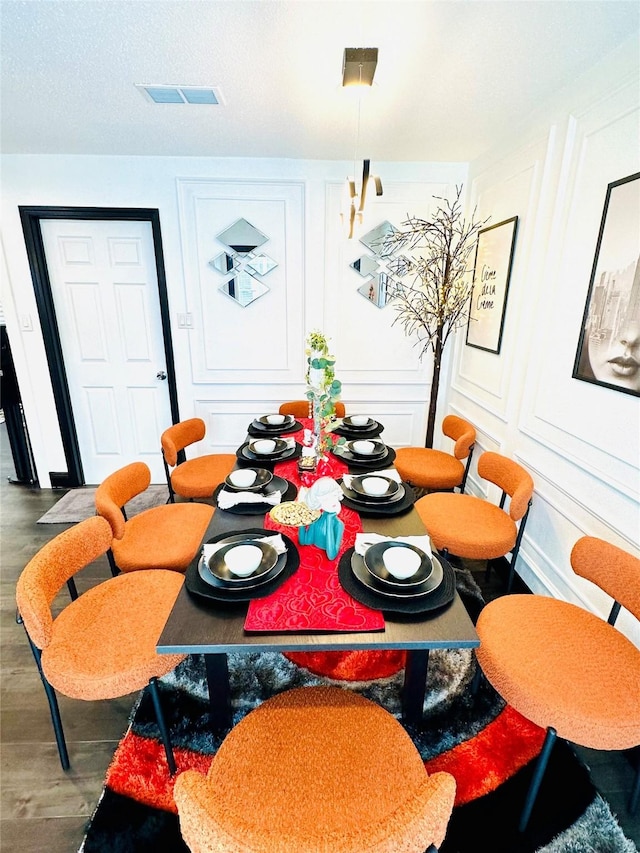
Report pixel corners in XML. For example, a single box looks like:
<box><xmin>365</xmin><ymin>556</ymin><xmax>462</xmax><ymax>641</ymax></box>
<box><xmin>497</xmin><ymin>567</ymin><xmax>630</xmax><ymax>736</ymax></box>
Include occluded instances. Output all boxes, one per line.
<box><xmin>573</xmin><ymin>172</ymin><xmax>640</xmax><ymax>398</ymax></box>
<box><xmin>465</xmin><ymin>216</ymin><xmax>518</xmax><ymax>354</ymax></box>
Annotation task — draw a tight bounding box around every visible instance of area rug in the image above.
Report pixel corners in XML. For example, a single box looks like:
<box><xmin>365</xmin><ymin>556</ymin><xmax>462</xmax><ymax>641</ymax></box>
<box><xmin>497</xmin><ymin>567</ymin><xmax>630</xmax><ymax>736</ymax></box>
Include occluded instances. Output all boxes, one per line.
<box><xmin>78</xmin><ymin>571</ymin><xmax>636</xmax><ymax>853</ymax></box>
<box><xmin>37</xmin><ymin>485</ymin><xmax>170</xmax><ymax>524</ymax></box>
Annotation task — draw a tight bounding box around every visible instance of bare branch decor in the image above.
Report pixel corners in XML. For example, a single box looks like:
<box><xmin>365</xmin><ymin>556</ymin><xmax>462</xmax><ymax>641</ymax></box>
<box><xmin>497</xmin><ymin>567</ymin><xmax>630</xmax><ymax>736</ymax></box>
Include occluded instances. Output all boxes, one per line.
<box><xmin>382</xmin><ymin>186</ymin><xmax>488</xmax><ymax>447</ymax></box>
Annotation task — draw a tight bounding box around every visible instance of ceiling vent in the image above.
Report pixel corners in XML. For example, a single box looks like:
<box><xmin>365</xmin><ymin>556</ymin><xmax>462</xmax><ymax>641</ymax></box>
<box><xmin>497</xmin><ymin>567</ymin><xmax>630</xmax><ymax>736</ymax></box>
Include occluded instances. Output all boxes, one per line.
<box><xmin>135</xmin><ymin>84</ymin><xmax>224</xmax><ymax>105</ymax></box>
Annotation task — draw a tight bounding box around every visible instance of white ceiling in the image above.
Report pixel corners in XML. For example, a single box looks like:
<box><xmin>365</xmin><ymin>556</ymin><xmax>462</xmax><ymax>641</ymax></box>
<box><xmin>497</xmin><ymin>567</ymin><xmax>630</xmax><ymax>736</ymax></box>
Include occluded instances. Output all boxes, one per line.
<box><xmin>1</xmin><ymin>0</ymin><xmax>638</xmax><ymax>162</ymax></box>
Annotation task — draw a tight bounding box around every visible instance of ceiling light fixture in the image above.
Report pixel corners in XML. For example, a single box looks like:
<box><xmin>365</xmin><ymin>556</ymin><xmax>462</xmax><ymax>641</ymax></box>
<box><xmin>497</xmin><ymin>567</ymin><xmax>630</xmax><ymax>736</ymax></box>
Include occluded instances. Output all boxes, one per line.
<box><xmin>135</xmin><ymin>84</ymin><xmax>224</xmax><ymax>105</ymax></box>
<box><xmin>341</xmin><ymin>48</ymin><xmax>383</xmax><ymax>240</ymax></box>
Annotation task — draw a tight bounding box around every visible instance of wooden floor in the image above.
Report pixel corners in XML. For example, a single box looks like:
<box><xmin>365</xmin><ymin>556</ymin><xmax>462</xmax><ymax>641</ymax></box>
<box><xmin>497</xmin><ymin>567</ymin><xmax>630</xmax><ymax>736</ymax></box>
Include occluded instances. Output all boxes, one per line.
<box><xmin>1</xmin><ymin>422</ymin><xmax>638</xmax><ymax>851</ymax></box>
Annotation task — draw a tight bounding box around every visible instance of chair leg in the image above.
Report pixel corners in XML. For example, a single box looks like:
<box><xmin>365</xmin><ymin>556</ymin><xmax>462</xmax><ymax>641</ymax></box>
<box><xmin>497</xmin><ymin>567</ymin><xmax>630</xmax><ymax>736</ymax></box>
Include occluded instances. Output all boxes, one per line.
<box><xmin>66</xmin><ymin>577</ymin><xmax>79</xmax><ymax>600</ymax></box>
<box><xmin>106</xmin><ymin>549</ymin><xmax>120</xmax><ymax>577</ymax></box>
<box><xmin>147</xmin><ymin>676</ymin><xmax>177</xmax><ymax>775</ymax></box>
<box><xmin>519</xmin><ymin>726</ymin><xmax>557</xmax><ymax>833</ymax></box>
<box><xmin>629</xmin><ymin>757</ymin><xmax>640</xmax><ymax>815</ymax></box>
<box><xmin>20</xmin><ymin>622</ymin><xmax>70</xmax><ymax>770</ymax></box>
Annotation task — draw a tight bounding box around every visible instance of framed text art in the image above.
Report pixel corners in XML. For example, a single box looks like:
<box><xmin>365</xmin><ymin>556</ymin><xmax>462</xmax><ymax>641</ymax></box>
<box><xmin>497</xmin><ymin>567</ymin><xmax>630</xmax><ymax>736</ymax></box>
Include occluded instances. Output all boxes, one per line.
<box><xmin>466</xmin><ymin>216</ymin><xmax>518</xmax><ymax>354</ymax></box>
<box><xmin>573</xmin><ymin>171</ymin><xmax>640</xmax><ymax>398</ymax></box>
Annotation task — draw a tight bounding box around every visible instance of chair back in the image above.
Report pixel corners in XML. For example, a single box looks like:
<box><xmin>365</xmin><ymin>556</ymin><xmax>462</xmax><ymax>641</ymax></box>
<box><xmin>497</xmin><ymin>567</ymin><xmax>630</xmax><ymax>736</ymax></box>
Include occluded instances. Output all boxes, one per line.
<box><xmin>15</xmin><ymin>516</ymin><xmax>113</xmax><ymax>650</ymax></box>
<box><xmin>477</xmin><ymin>451</ymin><xmax>533</xmax><ymax>521</ymax></box>
<box><xmin>442</xmin><ymin>415</ymin><xmax>476</xmax><ymax>460</ymax></box>
<box><xmin>95</xmin><ymin>461</ymin><xmax>151</xmax><ymax>540</ymax></box>
<box><xmin>161</xmin><ymin>418</ymin><xmax>206</xmax><ymax>467</ymax></box>
<box><xmin>279</xmin><ymin>400</ymin><xmax>346</xmax><ymax>418</ymax></box>
<box><xmin>571</xmin><ymin>536</ymin><xmax>640</xmax><ymax>621</ymax></box>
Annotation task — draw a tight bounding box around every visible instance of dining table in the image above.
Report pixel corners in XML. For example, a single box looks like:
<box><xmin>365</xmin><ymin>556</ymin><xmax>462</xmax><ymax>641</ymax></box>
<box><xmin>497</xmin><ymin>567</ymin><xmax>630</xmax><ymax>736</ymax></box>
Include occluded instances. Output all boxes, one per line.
<box><xmin>156</xmin><ymin>415</ymin><xmax>479</xmax><ymax>733</ymax></box>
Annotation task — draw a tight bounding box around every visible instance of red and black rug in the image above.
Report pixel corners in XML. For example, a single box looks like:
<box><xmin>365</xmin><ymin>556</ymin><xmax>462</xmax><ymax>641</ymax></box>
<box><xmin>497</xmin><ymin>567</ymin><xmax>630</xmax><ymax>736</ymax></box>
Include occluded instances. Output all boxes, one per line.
<box><xmin>79</xmin><ymin>571</ymin><xmax>635</xmax><ymax>853</ymax></box>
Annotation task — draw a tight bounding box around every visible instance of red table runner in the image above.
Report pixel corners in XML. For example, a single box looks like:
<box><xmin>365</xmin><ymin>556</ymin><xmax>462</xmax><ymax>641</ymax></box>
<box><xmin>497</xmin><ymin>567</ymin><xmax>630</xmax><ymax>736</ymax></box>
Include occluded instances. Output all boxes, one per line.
<box><xmin>243</xmin><ymin>421</ymin><xmax>385</xmax><ymax>633</ymax></box>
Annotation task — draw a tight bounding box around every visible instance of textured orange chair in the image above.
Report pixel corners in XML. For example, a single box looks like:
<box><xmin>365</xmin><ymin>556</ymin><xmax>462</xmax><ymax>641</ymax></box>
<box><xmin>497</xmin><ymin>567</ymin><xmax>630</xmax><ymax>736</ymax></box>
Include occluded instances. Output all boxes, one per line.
<box><xmin>15</xmin><ymin>516</ymin><xmax>186</xmax><ymax>773</ymax></box>
<box><xmin>161</xmin><ymin>418</ymin><xmax>236</xmax><ymax>502</ymax></box>
<box><xmin>395</xmin><ymin>415</ymin><xmax>476</xmax><ymax>493</ymax></box>
<box><xmin>278</xmin><ymin>399</ymin><xmax>346</xmax><ymax>418</ymax></box>
<box><xmin>174</xmin><ymin>685</ymin><xmax>456</xmax><ymax>853</ymax></box>
<box><xmin>415</xmin><ymin>451</ymin><xmax>533</xmax><ymax>592</ymax></box>
<box><xmin>95</xmin><ymin>461</ymin><xmax>213</xmax><ymax>575</ymax></box>
<box><xmin>475</xmin><ymin>536</ymin><xmax>640</xmax><ymax>831</ymax></box>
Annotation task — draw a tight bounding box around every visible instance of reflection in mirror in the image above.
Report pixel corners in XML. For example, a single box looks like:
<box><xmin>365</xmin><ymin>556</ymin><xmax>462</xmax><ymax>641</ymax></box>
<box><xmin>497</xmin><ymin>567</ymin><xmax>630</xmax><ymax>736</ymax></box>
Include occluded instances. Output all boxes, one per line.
<box><xmin>387</xmin><ymin>255</ymin><xmax>412</xmax><ymax>278</ymax></box>
<box><xmin>360</xmin><ymin>221</ymin><xmax>397</xmax><ymax>258</ymax></box>
<box><xmin>217</xmin><ymin>218</ymin><xmax>268</xmax><ymax>255</ymax></box>
<box><xmin>219</xmin><ymin>273</ymin><xmax>269</xmax><ymax>307</ymax></box>
<box><xmin>209</xmin><ymin>252</ymin><xmax>239</xmax><ymax>274</ymax></box>
<box><xmin>358</xmin><ymin>273</ymin><xmax>394</xmax><ymax>308</ymax></box>
<box><xmin>245</xmin><ymin>254</ymin><xmax>278</xmax><ymax>276</ymax></box>
<box><xmin>350</xmin><ymin>255</ymin><xmax>379</xmax><ymax>277</ymax></box>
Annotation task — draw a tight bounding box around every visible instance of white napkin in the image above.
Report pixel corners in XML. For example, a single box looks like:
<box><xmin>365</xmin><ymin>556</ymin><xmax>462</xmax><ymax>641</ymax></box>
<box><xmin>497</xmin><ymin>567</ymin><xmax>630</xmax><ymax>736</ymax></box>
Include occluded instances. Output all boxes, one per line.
<box><xmin>342</xmin><ymin>468</ymin><xmax>402</xmax><ymax>489</ymax></box>
<box><xmin>354</xmin><ymin>533</ymin><xmax>432</xmax><ymax>558</ymax></box>
<box><xmin>217</xmin><ymin>489</ymin><xmax>282</xmax><ymax>510</ymax></box>
<box><xmin>202</xmin><ymin>534</ymin><xmax>287</xmax><ymax>562</ymax></box>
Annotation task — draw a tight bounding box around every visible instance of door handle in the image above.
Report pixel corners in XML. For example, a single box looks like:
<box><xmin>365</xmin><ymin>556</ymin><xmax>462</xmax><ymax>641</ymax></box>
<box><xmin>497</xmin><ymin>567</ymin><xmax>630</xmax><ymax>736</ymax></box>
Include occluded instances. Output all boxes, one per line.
<box><xmin>156</xmin><ymin>371</ymin><xmax>167</xmax><ymax>380</ymax></box>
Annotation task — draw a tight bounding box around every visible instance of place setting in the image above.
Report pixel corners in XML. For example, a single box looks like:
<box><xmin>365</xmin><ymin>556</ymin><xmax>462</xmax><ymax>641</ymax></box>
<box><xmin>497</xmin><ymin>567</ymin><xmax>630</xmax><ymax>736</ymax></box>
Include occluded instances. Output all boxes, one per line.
<box><xmin>213</xmin><ymin>467</ymin><xmax>298</xmax><ymax>515</ymax></box>
<box><xmin>236</xmin><ymin>435</ymin><xmax>303</xmax><ymax>467</ymax></box>
<box><xmin>247</xmin><ymin>412</ymin><xmax>303</xmax><ymax>438</ymax></box>
<box><xmin>338</xmin><ymin>533</ymin><xmax>456</xmax><ymax>616</ymax></box>
<box><xmin>185</xmin><ymin>527</ymin><xmax>300</xmax><ymax>604</ymax></box>
<box><xmin>338</xmin><ymin>471</ymin><xmax>416</xmax><ymax>517</ymax></box>
<box><xmin>334</xmin><ymin>414</ymin><xmax>384</xmax><ymax>440</ymax></box>
<box><xmin>330</xmin><ymin>437</ymin><xmax>396</xmax><ymax>470</ymax></box>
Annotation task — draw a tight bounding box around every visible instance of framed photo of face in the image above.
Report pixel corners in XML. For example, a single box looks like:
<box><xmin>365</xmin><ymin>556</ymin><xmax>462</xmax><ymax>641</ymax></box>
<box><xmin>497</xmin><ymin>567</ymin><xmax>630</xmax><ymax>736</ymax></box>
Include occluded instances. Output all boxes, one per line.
<box><xmin>573</xmin><ymin>172</ymin><xmax>640</xmax><ymax>397</ymax></box>
<box><xmin>465</xmin><ymin>217</ymin><xmax>518</xmax><ymax>354</ymax></box>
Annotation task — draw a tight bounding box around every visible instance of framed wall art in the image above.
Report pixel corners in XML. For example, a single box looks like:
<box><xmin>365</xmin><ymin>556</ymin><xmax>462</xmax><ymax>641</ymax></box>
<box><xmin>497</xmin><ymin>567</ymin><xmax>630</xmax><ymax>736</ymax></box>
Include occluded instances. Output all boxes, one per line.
<box><xmin>573</xmin><ymin>171</ymin><xmax>640</xmax><ymax>397</ymax></box>
<box><xmin>465</xmin><ymin>216</ymin><xmax>518</xmax><ymax>354</ymax></box>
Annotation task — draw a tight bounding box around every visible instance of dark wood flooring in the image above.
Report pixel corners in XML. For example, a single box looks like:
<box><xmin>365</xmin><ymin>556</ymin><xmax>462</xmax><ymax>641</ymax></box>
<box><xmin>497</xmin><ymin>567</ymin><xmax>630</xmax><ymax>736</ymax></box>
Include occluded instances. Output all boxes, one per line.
<box><xmin>1</xmin><ymin>423</ymin><xmax>638</xmax><ymax>851</ymax></box>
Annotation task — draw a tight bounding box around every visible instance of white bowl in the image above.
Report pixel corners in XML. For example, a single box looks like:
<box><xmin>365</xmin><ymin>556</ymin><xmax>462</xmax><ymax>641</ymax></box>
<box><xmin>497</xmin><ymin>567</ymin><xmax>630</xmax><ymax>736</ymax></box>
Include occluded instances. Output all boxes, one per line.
<box><xmin>361</xmin><ymin>476</ymin><xmax>389</xmax><ymax>496</ymax></box>
<box><xmin>383</xmin><ymin>547</ymin><xmax>421</xmax><ymax>580</ymax></box>
<box><xmin>350</xmin><ymin>415</ymin><xmax>370</xmax><ymax>426</ymax></box>
<box><xmin>351</xmin><ymin>440</ymin><xmax>376</xmax><ymax>455</ymax></box>
<box><xmin>252</xmin><ymin>439</ymin><xmax>277</xmax><ymax>454</ymax></box>
<box><xmin>266</xmin><ymin>414</ymin><xmax>286</xmax><ymax>425</ymax></box>
<box><xmin>225</xmin><ymin>544</ymin><xmax>263</xmax><ymax>577</ymax></box>
<box><xmin>229</xmin><ymin>469</ymin><xmax>257</xmax><ymax>488</ymax></box>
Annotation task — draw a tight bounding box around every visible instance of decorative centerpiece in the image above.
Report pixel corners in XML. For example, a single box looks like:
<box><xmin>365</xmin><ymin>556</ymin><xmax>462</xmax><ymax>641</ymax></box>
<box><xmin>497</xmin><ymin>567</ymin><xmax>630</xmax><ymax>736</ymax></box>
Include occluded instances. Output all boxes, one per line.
<box><xmin>298</xmin><ymin>476</ymin><xmax>345</xmax><ymax>559</ymax></box>
<box><xmin>304</xmin><ymin>330</ymin><xmax>344</xmax><ymax>462</ymax></box>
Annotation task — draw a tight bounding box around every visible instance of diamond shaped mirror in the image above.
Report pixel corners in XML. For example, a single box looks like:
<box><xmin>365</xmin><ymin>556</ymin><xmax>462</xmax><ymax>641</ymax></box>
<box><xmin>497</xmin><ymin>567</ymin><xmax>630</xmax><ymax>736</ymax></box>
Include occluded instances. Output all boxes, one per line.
<box><xmin>217</xmin><ymin>219</ymin><xmax>268</xmax><ymax>255</ymax></box>
<box><xmin>358</xmin><ymin>272</ymin><xmax>394</xmax><ymax>308</ymax></box>
<box><xmin>219</xmin><ymin>273</ymin><xmax>270</xmax><ymax>307</ymax></box>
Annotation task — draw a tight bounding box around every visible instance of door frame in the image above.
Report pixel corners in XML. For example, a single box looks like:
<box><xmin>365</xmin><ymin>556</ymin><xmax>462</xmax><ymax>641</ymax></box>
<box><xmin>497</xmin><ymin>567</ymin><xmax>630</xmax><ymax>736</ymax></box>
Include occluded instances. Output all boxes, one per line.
<box><xmin>19</xmin><ymin>206</ymin><xmax>180</xmax><ymax>488</ymax></box>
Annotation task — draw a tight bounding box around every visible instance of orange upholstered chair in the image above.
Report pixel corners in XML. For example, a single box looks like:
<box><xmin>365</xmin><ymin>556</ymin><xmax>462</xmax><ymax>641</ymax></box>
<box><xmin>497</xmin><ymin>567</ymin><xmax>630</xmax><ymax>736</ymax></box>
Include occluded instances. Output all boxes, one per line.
<box><xmin>15</xmin><ymin>516</ymin><xmax>186</xmax><ymax>773</ymax></box>
<box><xmin>95</xmin><ymin>461</ymin><xmax>213</xmax><ymax>575</ymax></box>
<box><xmin>475</xmin><ymin>536</ymin><xmax>640</xmax><ymax>831</ymax></box>
<box><xmin>415</xmin><ymin>451</ymin><xmax>533</xmax><ymax>592</ymax></box>
<box><xmin>278</xmin><ymin>399</ymin><xmax>346</xmax><ymax>418</ymax></box>
<box><xmin>395</xmin><ymin>415</ymin><xmax>476</xmax><ymax>493</ymax></box>
<box><xmin>174</xmin><ymin>685</ymin><xmax>456</xmax><ymax>853</ymax></box>
<box><xmin>161</xmin><ymin>418</ymin><xmax>236</xmax><ymax>502</ymax></box>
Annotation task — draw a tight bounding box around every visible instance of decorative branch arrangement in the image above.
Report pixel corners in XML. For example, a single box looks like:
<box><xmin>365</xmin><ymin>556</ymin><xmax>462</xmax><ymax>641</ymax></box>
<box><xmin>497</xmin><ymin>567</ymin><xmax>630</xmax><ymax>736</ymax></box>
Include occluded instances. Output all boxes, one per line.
<box><xmin>383</xmin><ymin>187</ymin><xmax>488</xmax><ymax>447</ymax></box>
<box><xmin>304</xmin><ymin>330</ymin><xmax>344</xmax><ymax>458</ymax></box>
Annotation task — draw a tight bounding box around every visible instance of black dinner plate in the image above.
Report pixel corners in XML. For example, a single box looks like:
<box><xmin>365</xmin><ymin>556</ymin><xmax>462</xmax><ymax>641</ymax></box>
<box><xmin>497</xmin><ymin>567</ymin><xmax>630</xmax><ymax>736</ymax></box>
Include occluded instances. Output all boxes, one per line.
<box><xmin>338</xmin><ymin>548</ymin><xmax>455</xmax><ymax>615</ymax></box>
<box><xmin>339</xmin><ymin>480</ymin><xmax>416</xmax><ymax>517</ymax></box>
<box><xmin>248</xmin><ymin>419</ymin><xmax>303</xmax><ymax>437</ymax></box>
<box><xmin>203</xmin><ymin>539</ymin><xmax>279</xmax><ymax>586</ymax></box>
<box><xmin>236</xmin><ymin>441</ymin><xmax>302</xmax><ymax>467</ymax></box>
<box><xmin>348</xmin><ymin>475</ymin><xmax>400</xmax><ymax>502</ymax></box>
<box><xmin>363</xmin><ymin>541</ymin><xmax>433</xmax><ymax>589</ymax></box>
<box><xmin>331</xmin><ymin>445</ymin><xmax>396</xmax><ymax>470</ymax></box>
<box><xmin>335</xmin><ymin>419</ymin><xmax>384</xmax><ymax>439</ymax></box>
<box><xmin>185</xmin><ymin>528</ymin><xmax>299</xmax><ymax>604</ymax></box>
<box><xmin>341</xmin><ymin>480</ymin><xmax>405</xmax><ymax>506</ymax></box>
<box><xmin>343</xmin><ymin>416</ymin><xmax>376</xmax><ymax>430</ymax></box>
<box><xmin>214</xmin><ymin>476</ymin><xmax>298</xmax><ymax>514</ymax></box>
<box><xmin>248</xmin><ymin>437</ymin><xmax>289</xmax><ymax>458</ymax></box>
<box><xmin>224</xmin><ymin>467</ymin><xmax>273</xmax><ymax>492</ymax></box>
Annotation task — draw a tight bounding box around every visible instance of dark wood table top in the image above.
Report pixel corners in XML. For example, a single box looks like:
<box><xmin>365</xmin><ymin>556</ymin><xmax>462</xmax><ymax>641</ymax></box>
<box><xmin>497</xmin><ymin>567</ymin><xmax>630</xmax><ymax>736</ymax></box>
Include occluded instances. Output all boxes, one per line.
<box><xmin>157</xmin><ymin>493</ymin><xmax>479</xmax><ymax>655</ymax></box>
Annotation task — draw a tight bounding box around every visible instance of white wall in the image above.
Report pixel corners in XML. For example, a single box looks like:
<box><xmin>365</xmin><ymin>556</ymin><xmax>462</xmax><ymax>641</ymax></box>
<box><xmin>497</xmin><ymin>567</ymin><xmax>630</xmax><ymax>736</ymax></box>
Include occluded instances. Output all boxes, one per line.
<box><xmin>0</xmin><ymin>156</ymin><xmax>466</xmax><ymax>487</ymax></box>
<box><xmin>444</xmin><ymin>37</ymin><xmax>640</xmax><ymax>643</ymax></box>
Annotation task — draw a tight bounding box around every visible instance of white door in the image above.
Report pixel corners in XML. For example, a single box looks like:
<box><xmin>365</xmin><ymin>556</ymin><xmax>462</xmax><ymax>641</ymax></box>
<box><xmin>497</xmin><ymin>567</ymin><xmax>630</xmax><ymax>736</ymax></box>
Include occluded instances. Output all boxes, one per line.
<box><xmin>40</xmin><ymin>219</ymin><xmax>173</xmax><ymax>484</ymax></box>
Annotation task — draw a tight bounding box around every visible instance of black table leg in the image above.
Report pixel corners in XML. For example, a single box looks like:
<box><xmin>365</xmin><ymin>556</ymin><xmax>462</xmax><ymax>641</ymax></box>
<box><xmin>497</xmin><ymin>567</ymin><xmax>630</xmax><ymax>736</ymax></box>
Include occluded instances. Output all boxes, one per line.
<box><xmin>402</xmin><ymin>649</ymin><xmax>429</xmax><ymax>726</ymax></box>
<box><xmin>204</xmin><ymin>653</ymin><xmax>233</xmax><ymax>733</ymax></box>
